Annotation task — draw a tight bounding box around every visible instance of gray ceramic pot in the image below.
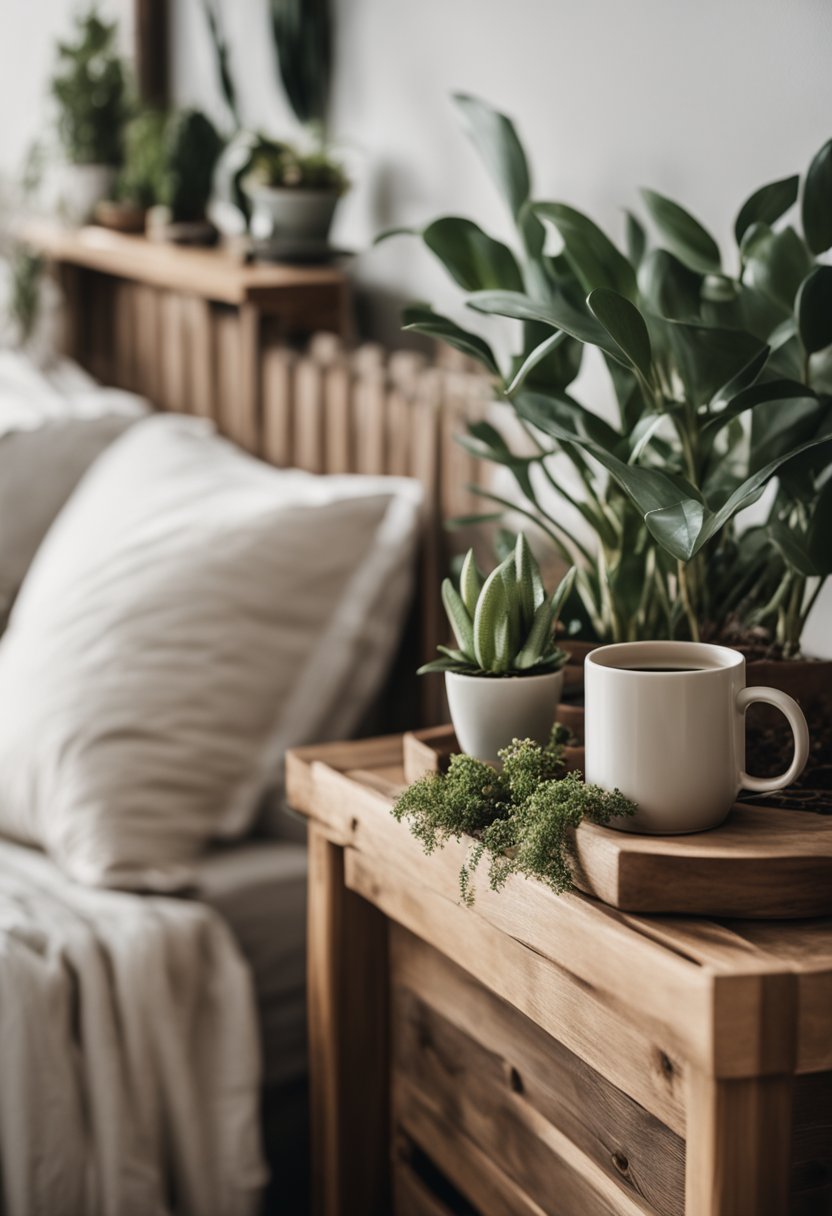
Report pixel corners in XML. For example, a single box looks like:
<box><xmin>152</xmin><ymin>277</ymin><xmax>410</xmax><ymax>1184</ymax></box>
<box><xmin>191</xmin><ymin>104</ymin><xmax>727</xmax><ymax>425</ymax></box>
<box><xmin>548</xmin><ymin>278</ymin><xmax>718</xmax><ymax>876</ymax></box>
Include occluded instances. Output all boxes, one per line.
<box><xmin>247</xmin><ymin>185</ymin><xmax>339</xmax><ymax>244</ymax></box>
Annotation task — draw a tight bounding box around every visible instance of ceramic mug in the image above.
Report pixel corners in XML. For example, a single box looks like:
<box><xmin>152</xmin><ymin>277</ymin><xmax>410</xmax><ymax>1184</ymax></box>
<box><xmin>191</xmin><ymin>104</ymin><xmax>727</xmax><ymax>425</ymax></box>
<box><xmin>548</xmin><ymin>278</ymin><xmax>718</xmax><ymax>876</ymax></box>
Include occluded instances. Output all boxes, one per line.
<box><xmin>585</xmin><ymin>641</ymin><xmax>810</xmax><ymax>834</ymax></box>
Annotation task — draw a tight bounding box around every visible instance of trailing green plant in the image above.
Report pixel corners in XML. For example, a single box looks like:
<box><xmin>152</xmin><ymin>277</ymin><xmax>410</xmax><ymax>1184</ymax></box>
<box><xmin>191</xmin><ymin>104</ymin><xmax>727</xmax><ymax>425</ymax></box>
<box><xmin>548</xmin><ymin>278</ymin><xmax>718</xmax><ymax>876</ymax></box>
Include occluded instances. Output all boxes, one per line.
<box><xmin>51</xmin><ymin>10</ymin><xmax>128</xmax><ymax>166</ymax></box>
<box><xmin>243</xmin><ymin>138</ymin><xmax>348</xmax><ymax>193</ymax></box>
<box><xmin>158</xmin><ymin>110</ymin><xmax>224</xmax><ymax>223</ymax></box>
<box><xmin>378</xmin><ymin>96</ymin><xmax>832</xmax><ymax>656</ymax></box>
<box><xmin>392</xmin><ymin>735</ymin><xmax>636</xmax><ymax>904</ymax></box>
<box><xmin>420</xmin><ymin>532</ymin><xmax>573</xmax><ymax>677</ymax></box>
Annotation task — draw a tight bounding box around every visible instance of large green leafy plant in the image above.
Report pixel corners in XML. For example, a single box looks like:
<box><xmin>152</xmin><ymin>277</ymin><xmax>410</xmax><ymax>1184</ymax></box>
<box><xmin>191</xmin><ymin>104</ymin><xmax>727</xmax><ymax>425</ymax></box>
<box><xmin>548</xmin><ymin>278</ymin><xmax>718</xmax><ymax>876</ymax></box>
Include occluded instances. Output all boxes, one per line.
<box><xmin>421</xmin><ymin>533</ymin><xmax>573</xmax><ymax>676</ymax></box>
<box><xmin>379</xmin><ymin>97</ymin><xmax>832</xmax><ymax>655</ymax></box>
<box><xmin>51</xmin><ymin>10</ymin><xmax>128</xmax><ymax>166</ymax></box>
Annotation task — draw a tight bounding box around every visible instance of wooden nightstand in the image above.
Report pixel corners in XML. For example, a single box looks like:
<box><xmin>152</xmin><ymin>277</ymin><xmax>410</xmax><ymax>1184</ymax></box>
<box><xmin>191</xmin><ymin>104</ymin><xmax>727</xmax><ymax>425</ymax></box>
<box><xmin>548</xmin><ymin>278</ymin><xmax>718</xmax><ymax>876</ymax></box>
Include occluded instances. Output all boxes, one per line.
<box><xmin>286</xmin><ymin>734</ymin><xmax>832</xmax><ymax>1216</ymax></box>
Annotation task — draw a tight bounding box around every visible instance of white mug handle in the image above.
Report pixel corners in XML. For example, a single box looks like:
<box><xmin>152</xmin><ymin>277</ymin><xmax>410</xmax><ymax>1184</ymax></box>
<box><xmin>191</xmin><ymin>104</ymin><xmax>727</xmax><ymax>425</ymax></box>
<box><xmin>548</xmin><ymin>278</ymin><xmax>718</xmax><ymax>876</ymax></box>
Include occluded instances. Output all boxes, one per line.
<box><xmin>736</xmin><ymin>686</ymin><xmax>810</xmax><ymax>793</ymax></box>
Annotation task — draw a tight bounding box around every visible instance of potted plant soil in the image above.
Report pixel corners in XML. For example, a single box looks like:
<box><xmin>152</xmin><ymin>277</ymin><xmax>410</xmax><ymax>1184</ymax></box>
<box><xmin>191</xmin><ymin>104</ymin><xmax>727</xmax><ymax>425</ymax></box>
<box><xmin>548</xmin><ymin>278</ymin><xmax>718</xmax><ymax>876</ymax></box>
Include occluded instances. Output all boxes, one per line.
<box><xmin>381</xmin><ymin>95</ymin><xmax>832</xmax><ymax>790</ymax></box>
<box><xmin>419</xmin><ymin>534</ymin><xmax>574</xmax><ymax>763</ymax></box>
<box><xmin>51</xmin><ymin>10</ymin><xmax>128</xmax><ymax>223</ymax></box>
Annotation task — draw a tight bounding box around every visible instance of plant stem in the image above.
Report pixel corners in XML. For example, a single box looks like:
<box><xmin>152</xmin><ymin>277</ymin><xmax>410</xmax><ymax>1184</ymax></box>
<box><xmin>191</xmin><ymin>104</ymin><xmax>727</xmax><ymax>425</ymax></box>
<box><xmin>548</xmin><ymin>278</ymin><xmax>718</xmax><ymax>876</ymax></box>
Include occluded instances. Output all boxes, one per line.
<box><xmin>677</xmin><ymin>560</ymin><xmax>700</xmax><ymax>642</ymax></box>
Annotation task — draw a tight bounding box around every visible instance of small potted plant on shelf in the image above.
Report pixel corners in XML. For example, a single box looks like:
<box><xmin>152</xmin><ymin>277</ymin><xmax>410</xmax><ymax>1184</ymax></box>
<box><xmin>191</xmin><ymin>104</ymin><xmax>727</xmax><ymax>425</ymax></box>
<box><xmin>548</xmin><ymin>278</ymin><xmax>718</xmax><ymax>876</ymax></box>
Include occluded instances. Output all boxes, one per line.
<box><xmin>145</xmin><ymin>110</ymin><xmax>225</xmax><ymax>245</ymax></box>
<box><xmin>100</xmin><ymin>109</ymin><xmax>167</xmax><ymax>234</ymax></box>
<box><xmin>241</xmin><ymin>137</ymin><xmax>349</xmax><ymax>256</ymax></box>
<box><xmin>420</xmin><ymin>533</ymin><xmax>574</xmax><ymax>762</ymax></box>
<box><xmin>51</xmin><ymin>9</ymin><xmax>128</xmax><ymax>223</ymax></box>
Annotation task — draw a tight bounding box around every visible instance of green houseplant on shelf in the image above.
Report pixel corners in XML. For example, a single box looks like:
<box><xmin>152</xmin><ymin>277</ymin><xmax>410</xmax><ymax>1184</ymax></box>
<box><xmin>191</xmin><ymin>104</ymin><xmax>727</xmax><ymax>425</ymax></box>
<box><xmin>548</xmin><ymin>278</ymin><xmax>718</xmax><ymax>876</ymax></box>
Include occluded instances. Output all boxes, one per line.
<box><xmin>241</xmin><ymin>138</ymin><xmax>349</xmax><ymax>250</ymax></box>
<box><xmin>50</xmin><ymin>9</ymin><xmax>128</xmax><ymax>222</ymax></box>
<box><xmin>422</xmin><ymin>532</ymin><xmax>575</xmax><ymax>762</ymax></box>
<box><xmin>378</xmin><ymin>96</ymin><xmax>832</xmax><ymax>672</ymax></box>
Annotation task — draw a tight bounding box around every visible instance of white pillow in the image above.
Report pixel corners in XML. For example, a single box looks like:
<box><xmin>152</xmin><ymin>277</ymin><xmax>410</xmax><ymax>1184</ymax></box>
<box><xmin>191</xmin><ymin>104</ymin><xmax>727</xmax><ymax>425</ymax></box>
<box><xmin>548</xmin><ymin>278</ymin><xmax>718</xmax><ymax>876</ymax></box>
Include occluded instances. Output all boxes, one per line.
<box><xmin>0</xmin><ymin>351</ymin><xmax>148</xmax><ymax>631</ymax></box>
<box><xmin>0</xmin><ymin>414</ymin><xmax>421</xmax><ymax>889</ymax></box>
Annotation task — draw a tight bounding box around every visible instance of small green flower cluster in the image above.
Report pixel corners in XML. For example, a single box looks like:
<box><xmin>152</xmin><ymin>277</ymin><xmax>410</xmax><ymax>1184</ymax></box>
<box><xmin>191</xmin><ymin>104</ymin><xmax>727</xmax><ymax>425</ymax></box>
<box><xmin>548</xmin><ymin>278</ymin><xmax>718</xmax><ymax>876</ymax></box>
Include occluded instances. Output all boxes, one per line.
<box><xmin>392</xmin><ymin>732</ymin><xmax>636</xmax><ymax>905</ymax></box>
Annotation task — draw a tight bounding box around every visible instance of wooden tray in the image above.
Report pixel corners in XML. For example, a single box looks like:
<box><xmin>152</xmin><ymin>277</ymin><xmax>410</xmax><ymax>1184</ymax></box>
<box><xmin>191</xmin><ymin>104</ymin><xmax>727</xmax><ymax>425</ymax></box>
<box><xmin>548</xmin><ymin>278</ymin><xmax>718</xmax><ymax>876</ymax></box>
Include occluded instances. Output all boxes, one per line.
<box><xmin>403</xmin><ymin>726</ymin><xmax>832</xmax><ymax>919</ymax></box>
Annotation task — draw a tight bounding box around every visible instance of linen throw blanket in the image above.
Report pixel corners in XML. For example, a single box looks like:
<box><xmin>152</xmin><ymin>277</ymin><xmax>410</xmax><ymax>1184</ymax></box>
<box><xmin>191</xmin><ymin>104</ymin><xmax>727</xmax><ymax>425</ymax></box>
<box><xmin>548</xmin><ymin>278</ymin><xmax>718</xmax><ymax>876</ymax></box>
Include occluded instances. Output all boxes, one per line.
<box><xmin>0</xmin><ymin>840</ymin><xmax>266</xmax><ymax>1216</ymax></box>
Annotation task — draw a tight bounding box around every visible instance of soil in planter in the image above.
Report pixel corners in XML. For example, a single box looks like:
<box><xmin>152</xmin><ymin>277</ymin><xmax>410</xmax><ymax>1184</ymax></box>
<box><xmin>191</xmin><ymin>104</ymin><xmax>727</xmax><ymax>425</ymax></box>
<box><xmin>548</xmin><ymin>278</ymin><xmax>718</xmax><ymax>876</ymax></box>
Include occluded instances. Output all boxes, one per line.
<box><xmin>740</xmin><ymin>696</ymin><xmax>832</xmax><ymax>812</ymax></box>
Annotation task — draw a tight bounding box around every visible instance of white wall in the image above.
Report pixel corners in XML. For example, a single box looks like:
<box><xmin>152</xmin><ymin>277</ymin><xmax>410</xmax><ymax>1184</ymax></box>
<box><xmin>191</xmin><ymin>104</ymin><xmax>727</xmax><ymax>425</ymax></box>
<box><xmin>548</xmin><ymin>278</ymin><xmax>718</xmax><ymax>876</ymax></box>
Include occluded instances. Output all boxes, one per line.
<box><xmin>1</xmin><ymin>0</ymin><xmax>830</xmax><ymax>652</ymax></box>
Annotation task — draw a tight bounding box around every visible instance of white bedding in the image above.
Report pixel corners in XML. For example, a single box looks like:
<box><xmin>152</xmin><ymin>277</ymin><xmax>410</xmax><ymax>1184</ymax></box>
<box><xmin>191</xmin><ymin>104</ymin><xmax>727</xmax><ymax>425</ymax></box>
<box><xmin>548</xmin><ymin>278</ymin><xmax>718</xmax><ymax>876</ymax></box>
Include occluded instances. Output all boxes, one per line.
<box><xmin>0</xmin><ymin>838</ymin><xmax>266</xmax><ymax>1216</ymax></box>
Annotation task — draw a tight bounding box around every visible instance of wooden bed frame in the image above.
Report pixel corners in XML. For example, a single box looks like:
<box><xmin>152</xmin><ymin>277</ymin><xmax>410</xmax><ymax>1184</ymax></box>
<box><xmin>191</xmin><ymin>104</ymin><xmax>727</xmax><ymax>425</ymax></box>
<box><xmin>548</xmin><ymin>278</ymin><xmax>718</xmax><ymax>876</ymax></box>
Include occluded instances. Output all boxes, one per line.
<box><xmin>30</xmin><ymin>226</ymin><xmax>493</xmax><ymax>725</ymax></box>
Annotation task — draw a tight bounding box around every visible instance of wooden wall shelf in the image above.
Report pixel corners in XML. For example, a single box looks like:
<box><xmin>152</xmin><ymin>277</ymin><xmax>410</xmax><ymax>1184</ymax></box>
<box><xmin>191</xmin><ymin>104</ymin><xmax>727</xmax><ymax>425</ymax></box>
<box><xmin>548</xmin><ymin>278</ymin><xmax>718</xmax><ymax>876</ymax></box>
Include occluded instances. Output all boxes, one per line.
<box><xmin>23</xmin><ymin>220</ymin><xmax>349</xmax><ymax>308</ymax></box>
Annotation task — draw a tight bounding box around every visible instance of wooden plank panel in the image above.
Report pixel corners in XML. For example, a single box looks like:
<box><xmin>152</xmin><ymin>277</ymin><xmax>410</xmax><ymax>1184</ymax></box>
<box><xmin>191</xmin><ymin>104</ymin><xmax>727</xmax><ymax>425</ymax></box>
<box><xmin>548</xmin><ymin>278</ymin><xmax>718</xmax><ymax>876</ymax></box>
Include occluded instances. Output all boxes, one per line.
<box><xmin>346</xmin><ymin>848</ymin><xmax>686</xmax><ymax>1135</ymax></box>
<box><xmin>186</xmin><ymin>296</ymin><xmax>215</xmax><ymax>420</ymax></box>
<box><xmin>293</xmin><ymin>357</ymin><xmax>325</xmax><ymax>473</ymax></box>
<box><xmin>322</xmin><ymin>362</ymin><xmax>352</xmax><ymax>474</ymax></box>
<box><xmin>395</xmin><ymin>1088</ymin><xmax>551</xmax><ymax>1216</ymax></box>
<box><xmin>214</xmin><ymin>307</ymin><xmax>240</xmax><ymax>441</ymax></box>
<box><xmin>134</xmin><ymin>284</ymin><xmax>161</xmax><ymax>402</ymax></box>
<box><xmin>112</xmin><ymin>279</ymin><xmax>138</xmax><ymax>392</ymax></box>
<box><xmin>261</xmin><ymin>345</ymin><xmax>295</xmax><ymax>466</ymax></box>
<box><xmin>307</xmin><ymin>829</ymin><xmax>390</xmax><ymax>1216</ymax></box>
<box><xmin>396</xmin><ymin>1077</ymin><xmax>651</xmax><ymax>1216</ymax></box>
<box><xmin>354</xmin><ymin>370</ymin><xmax>387</xmax><ymax>475</ymax></box>
<box><xmin>392</xmin><ymin>929</ymin><xmax>685</xmax><ymax>1216</ymax></box>
<box><xmin>158</xmin><ymin>291</ymin><xmax>188</xmax><ymax>413</ymax></box>
<box><xmin>685</xmin><ymin>1068</ymin><xmax>793</xmax><ymax>1216</ymax></box>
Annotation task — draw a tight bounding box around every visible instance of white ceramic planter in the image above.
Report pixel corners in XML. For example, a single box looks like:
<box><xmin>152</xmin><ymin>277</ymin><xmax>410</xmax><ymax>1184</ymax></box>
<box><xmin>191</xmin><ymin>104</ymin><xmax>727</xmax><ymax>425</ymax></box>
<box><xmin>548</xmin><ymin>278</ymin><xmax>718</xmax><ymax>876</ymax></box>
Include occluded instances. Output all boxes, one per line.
<box><xmin>59</xmin><ymin>164</ymin><xmax>117</xmax><ymax>225</ymax></box>
<box><xmin>446</xmin><ymin>669</ymin><xmax>564</xmax><ymax>765</ymax></box>
<box><xmin>247</xmin><ymin>185</ymin><xmax>339</xmax><ymax>244</ymax></box>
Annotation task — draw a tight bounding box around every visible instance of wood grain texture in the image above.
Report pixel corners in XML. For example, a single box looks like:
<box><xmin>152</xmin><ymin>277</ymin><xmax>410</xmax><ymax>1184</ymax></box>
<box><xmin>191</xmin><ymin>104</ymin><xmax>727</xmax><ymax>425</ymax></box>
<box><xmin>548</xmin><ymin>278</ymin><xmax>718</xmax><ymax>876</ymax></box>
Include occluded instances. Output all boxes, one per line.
<box><xmin>307</xmin><ymin>827</ymin><xmax>390</xmax><ymax>1216</ymax></box>
<box><xmin>685</xmin><ymin>1069</ymin><xmax>793</xmax><ymax>1216</ymax></box>
<box><xmin>392</xmin><ymin>930</ymin><xmax>685</xmax><ymax>1216</ymax></box>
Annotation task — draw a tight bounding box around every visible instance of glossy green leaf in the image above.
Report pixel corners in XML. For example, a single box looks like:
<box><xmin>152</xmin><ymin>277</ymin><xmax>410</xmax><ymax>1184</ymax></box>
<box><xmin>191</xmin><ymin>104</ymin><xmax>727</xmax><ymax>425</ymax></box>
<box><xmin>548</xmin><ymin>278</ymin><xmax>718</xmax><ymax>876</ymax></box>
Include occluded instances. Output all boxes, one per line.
<box><xmin>402</xmin><ymin>304</ymin><xmax>500</xmax><ymax>377</ymax></box>
<box><xmin>423</xmin><ymin>216</ymin><xmax>523</xmax><ymax>292</ymax></box>
<box><xmin>808</xmin><ymin>479</ymin><xmax>832</xmax><ymax>574</ymax></box>
<box><xmin>643</xmin><ymin>500</ymin><xmax>706</xmax><ymax>560</ymax></box>
<box><xmin>454</xmin><ymin>93</ymin><xmax>530</xmax><ymax>218</ymax></box>
<box><xmin>514</xmin><ymin>532</ymin><xmax>542</xmax><ymax>627</ymax></box>
<box><xmin>469</xmin><ymin>290</ymin><xmax>624</xmax><ymax>364</ymax></box>
<box><xmin>641</xmin><ymin>188</ymin><xmax>721</xmax><ymax>273</ymax></box>
<box><xmin>741</xmin><ymin>224</ymin><xmax>812</xmax><ymax>310</ymax></box>
<box><xmin>625</xmin><ymin>211</ymin><xmax>647</xmax><ymax>266</ymax></box>
<box><xmin>506</xmin><ymin>330</ymin><xmax>569</xmax><ymax>395</ymax></box>
<box><xmin>533</xmin><ymin>202</ymin><xmax>637</xmax><ymax>299</ymax></box>
<box><xmin>658</xmin><ymin>318</ymin><xmax>767</xmax><ymax>405</ymax></box>
<box><xmin>441</xmin><ymin>577</ymin><xmax>474</xmax><ymax>656</ymax></box>
<box><xmin>769</xmin><ymin>521</ymin><xmax>818</xmax><ymax>577</ymax></box>
<box><xmin>587</xmin><ymin>287</ymin><xmax>653</xmax><ymax>382</ymax></box>
<box><xmin>710</xmin><ymin>344</ymin><xmax>770</xmax><ymax>409</ymax></box>
<box><xmin>802</xmin><ymin>138</ymin><xmax>832</xmax><ymax>254</ymax></box>
<box><xmin>796</xmin><ymin>266</ymin><xmax>832</xmax><ymax>354</ymax></box>
<box><xmin>734</xmin><ymin>174</ymin><xmax>799</xmax><ymax>244</ymax></box>
<box><xmin>637</xmin><ymin>249</ymin><xmax>702</xmax><ymax>321</ymax></box>
<box><xmin>513</xmin><ymin>388</ymin><xmax>624</xmax><ymax>454</ymax></box>
<box><xmin>703</xmin><ymin>379</ymin><xmax>815</xmax><ymax>440</ymax></box>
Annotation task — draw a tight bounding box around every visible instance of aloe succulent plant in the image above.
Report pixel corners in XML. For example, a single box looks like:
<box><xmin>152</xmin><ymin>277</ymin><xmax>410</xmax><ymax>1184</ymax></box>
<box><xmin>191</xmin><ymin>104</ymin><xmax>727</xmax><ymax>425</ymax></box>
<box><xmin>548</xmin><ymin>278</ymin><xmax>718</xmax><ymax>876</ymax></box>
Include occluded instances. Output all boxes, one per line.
<box><xmin>420</xmin><ymin>534</ymin><xmax>574</xmax><ymax>677</ymax></box>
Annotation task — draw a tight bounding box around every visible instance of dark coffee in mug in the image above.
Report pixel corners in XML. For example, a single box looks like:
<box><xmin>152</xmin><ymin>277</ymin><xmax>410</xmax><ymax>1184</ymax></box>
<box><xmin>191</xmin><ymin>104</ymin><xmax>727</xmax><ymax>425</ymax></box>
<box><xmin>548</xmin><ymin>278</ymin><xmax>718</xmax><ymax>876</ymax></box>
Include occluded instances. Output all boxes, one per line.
<box><xmin>620</xmin><ymin>665</ymin><xmax>704</xmax><ymax>673</ymax></box>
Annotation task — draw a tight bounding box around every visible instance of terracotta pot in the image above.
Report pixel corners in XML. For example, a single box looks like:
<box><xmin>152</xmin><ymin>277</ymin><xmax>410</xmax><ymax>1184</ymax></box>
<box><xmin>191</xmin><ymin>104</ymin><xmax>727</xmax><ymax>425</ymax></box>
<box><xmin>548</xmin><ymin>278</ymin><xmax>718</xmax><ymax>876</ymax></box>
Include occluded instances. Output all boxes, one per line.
<box><xmin>561</xmin><ymin>638</ymin><xmax>596</xmax><ymax>700</ymax></box>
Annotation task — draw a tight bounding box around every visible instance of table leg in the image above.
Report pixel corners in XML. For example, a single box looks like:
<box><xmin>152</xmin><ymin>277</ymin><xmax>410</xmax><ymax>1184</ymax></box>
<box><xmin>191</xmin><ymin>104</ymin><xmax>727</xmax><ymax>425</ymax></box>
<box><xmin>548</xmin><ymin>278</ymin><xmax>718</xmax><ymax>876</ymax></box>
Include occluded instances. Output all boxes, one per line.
<box><xmin>307</xmin><ymin>826</ymin><xmax>390</xmax><ymax>1216</ymax></box>
<box><xmin>685</xmin><ymin>1069</ymin><xmax>793</xmax><ymax>1215</ymax></box>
